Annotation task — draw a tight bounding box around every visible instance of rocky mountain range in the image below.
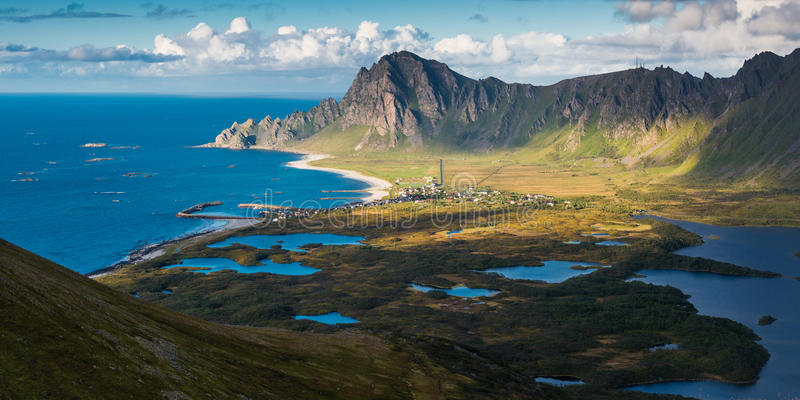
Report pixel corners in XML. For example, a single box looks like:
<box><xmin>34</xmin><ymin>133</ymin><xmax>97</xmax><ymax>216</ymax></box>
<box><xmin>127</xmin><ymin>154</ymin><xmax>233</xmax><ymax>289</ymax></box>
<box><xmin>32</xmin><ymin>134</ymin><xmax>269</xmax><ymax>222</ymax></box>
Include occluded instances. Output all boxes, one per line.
<box><xmin>207</xmin><ymin>49</ymin><xmax>800</xmax><ymax>185</ymax></box>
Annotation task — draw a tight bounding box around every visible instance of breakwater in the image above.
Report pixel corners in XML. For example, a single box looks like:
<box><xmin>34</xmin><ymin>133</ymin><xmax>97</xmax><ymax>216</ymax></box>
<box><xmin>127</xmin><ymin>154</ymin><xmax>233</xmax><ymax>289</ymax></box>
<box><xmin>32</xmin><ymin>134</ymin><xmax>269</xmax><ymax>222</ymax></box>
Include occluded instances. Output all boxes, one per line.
<box><xmin>176</xmin><ymin>201</ymin><xmax>250</xmax><ymax>220</ymax></box>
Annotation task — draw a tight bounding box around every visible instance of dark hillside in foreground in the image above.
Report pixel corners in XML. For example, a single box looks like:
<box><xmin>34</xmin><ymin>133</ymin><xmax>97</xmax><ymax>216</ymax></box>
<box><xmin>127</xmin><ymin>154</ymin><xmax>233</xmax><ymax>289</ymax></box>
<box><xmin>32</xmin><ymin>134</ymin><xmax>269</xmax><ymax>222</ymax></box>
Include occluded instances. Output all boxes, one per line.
<box><xmin>0</xmin><ymin>238</ymin><xmax>550</xmax><ymax>399</ymax></box>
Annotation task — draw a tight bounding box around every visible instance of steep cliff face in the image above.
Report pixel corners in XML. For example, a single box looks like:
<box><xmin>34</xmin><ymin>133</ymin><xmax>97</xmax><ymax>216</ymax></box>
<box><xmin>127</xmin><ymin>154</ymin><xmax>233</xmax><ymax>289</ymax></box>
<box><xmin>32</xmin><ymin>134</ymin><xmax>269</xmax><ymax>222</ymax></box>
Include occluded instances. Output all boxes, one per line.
<box><xmin>211</xmin><ymin>97</ymin><xmax>340</xmax><ymax>149</ymax></box>
<box><xmin>208</xmin><ymin>49</ymin><xmax>799</xmax><ymax>184</ymax></box>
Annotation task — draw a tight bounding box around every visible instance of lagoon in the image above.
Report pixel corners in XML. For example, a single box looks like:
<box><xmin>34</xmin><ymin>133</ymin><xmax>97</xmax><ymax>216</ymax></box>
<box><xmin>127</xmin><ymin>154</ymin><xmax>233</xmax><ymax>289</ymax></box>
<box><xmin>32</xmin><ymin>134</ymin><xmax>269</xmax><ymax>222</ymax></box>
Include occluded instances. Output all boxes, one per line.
<box><xmin>596</xmin><ymin>240</ymin><xmax>628</xmax><ymax>246</ymax></box>
<box><xmin>535</xmin><ymin>377</ymin><xmax>584</xmax><ymax>387</ymax></box>
<box><xmin>410</xmin><ymin>283</ymin><xmax>499</xmax><ymax>298</ymax></box>
<box><xmin>208</xmin><ymin>233</ymin><xmax>365</xmax><ymax>251</ymax></box>
<box><xmin>626</xmin><ymin>216</ymin><xmax>800</xmax><ymax>399</ymax></box>
<box><xmin>482</xmin><ymin>260</ymin><xmax>608</xmax><ymax>283</ymax></box>
<box><xmin>294</xmin><ymin>312</ymin><xmax>359</xmax><ymax>325</ymax></box>
<box><xmin>162</xmin><ymin>257</ymin><xmax>319</xmax><ymax>275</ymax></box>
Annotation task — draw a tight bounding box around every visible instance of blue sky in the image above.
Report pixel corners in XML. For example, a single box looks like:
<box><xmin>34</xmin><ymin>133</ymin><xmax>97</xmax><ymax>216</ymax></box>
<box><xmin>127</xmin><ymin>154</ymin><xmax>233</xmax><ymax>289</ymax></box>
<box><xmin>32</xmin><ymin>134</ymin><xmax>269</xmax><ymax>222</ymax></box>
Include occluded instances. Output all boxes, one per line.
<box><xmin>1</xmin><ymin>0</ymin><xmax>799</xmax><ymax>93</ymax></box>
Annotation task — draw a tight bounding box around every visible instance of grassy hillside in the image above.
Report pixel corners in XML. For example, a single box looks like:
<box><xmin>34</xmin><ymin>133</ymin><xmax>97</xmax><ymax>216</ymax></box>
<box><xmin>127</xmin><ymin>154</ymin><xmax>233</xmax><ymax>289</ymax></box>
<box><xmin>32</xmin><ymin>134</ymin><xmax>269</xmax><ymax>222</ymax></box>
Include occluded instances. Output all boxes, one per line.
<box><xmin>0</xmin><ymin>238</ymin><xmax>550</xmax><ymax>399</ymax></box>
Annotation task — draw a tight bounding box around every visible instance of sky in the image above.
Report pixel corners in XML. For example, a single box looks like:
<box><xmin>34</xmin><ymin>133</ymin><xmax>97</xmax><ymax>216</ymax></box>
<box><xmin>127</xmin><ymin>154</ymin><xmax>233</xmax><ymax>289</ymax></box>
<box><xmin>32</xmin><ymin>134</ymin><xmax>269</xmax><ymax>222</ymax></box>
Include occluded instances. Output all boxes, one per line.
<box><xmin>1</xmin><ymin>0</ymin><xmax>799</xmax><ymax>94</ymax></box>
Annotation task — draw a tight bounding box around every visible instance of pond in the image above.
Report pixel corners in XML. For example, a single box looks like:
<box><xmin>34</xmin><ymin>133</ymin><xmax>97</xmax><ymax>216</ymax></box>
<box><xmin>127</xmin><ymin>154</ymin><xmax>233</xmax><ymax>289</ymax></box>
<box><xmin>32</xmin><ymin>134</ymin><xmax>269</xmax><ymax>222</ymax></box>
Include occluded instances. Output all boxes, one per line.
<box><xmin>625</xmin><ymin>216</ymin><xmax>800</xmax><ymax>399</ymax></box>
<box><xmin>161</xmin><ymin>257</ymin><xmax>320</xmax><ymax>275</ymax></box>
<box><xmin>446</xmin><ymin>229</ymin><xmax>462</xmax><ymax>238</ymax></box>
<box><xmin>596</xmin><ymin>240</ymin><xmax>628</xmax><ymax>246</ymax></box>
<box><xmin>207</xmin><ymin>233</ymin><xmax>365</xmax><ymax>252</ymax></box>
<box><xmin>535</xmin><ymin>377</ymin><xmax>585</xmax><ymax>387</ymax></box>
<box><xmin>294</xmin><ymin>312</ymin><xmax>359</xmax><ymax>324</ymax></box>
<box><xmin>649</xmin><ymin>343</ymin><xmax>678</xmax><ymax>351</ymax></box>
<box><xmin>481</xmin><ymin>260</ymin><xmax>608</xmax><ymax>283</ymax></box>
<box><xmin>410</xmin><ymin>283</ymin><xmax>499</xmax><ymax>298</ymax></box>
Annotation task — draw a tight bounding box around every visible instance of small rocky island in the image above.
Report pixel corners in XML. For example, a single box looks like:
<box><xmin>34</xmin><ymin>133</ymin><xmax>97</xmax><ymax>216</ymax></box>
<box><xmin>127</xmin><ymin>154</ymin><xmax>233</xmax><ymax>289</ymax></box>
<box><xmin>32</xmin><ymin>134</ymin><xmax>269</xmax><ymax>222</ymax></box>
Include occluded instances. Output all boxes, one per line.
<box><xmin>758</xmin><ymin>315</ymin><xmax>777</xmax><ymax>326</ymax></box>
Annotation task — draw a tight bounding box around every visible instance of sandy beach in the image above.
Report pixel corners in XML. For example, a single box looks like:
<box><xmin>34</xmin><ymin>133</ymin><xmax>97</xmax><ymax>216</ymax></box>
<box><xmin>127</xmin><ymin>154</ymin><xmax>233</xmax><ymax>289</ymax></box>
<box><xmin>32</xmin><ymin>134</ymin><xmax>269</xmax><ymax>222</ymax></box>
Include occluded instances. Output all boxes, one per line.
<box><xmin>285</xmin><ymin>153</ymin><xmax>392</xmax><ymax>202</ymax></box>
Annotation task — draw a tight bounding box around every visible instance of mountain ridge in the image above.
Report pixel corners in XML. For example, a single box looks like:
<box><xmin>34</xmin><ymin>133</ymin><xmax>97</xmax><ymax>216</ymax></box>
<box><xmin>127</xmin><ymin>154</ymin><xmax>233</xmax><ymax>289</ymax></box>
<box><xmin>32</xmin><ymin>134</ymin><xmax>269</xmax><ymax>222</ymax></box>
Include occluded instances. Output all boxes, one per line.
<box><xmin>207</xmin><ymin>49</ymin><xmax>800</xmax><ymax>186</ymax></box>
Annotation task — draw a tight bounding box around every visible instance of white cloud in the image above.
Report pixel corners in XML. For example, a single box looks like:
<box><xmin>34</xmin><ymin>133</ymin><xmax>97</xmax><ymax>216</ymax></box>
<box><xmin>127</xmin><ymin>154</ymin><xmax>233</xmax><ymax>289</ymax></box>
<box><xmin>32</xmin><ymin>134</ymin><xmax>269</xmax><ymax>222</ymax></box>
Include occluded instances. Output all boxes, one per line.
<box><xmin>665</xmin><ymin>2</ymin><xmax>705</xmax><ymax>30</ymax></box>
<box><xmin>187</xmin><ymin>23</ymin><xmax>213</xmax><ymax>41</ymax></box>
<box><xmin>615</xmin><ymin>1</ymin><xmax>676</xmax><ymax>22</ymax></box>
<box><xmin>226</xmin><ymin>17</ymin><xmax>251</xmax><ymax>35</ymax></box>
<box><xmin>434</xmin><ymin>34</ymin><xmax>486</xmax><ymax>55</ymax></box>
<box><xmin>153</xmin><ymin>34</ymin><xmax>184</xmax><ymax>56</ymax></box>
<box><xmin>3</xmin><ymin>4</ymin><xmax>800</xmax><ymax>90</ymax></box>
<box><xmin>277</xmin><ymin>25</ymin><xmax>297</xmax><ymax>35</ymax></box>
<box><xmin>747</xmin><ymin>1</ymin><xmax>800</xmax><ymax>39</ymax></box>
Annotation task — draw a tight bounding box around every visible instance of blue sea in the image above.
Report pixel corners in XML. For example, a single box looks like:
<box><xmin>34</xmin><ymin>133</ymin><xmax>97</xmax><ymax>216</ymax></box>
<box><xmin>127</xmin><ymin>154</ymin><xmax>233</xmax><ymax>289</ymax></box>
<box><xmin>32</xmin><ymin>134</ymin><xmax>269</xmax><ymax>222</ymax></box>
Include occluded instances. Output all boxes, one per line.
<box><xmin>0</xmin><ymin>94</ymin><xmax>368</xmax><ymax>274</ymax></box>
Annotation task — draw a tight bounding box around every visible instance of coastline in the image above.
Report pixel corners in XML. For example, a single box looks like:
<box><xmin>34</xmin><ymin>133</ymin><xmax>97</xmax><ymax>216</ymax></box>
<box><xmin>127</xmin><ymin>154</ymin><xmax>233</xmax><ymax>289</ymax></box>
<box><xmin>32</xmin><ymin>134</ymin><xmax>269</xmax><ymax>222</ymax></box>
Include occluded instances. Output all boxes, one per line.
<box><xmin>284</xmin><ymin>152</ymin><xmax>392</xmax><ymax>202</ymax></box>
<box><xmin>88</xmin><ymin>218</ymin><xmax>252</xmax><ymax>278</ymax></box>
<box><xmin>91</xmin><ymin>148</ymin><xmax>391</xmax><ymax>277</ymax></box>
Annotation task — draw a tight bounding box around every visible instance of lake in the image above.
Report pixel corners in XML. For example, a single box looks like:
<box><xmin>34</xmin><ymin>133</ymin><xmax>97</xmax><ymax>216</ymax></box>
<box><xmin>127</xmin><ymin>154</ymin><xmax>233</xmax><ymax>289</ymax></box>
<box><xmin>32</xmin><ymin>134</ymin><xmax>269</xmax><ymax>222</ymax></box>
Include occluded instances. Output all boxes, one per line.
<box><xmin>626</xmin><ymin>216</ymin><xmax>800</xmax><ymax>399</ymax></box>
<box><xmin>410</xmin><ymin>283</ymin><xmax>499</xmax><ymax>298</ymax></box>
<box><xmin>294</xmin><ymin>312</ymin><xmax>359</xmax><ymax>324</ymax></box>
<box><xmin>208</xmin><ymin>233</ymin><xmax>365</xmax><ymax>251</ymax></box>
<box><xmin>481</xmin><ymin>260</ymin><xmax>608</xmax><ymax>283</ymax></box>
<box><xmin>161</xmin><ymin>257</ymin><xmax>320</xmax><ymax>275</ymax></box>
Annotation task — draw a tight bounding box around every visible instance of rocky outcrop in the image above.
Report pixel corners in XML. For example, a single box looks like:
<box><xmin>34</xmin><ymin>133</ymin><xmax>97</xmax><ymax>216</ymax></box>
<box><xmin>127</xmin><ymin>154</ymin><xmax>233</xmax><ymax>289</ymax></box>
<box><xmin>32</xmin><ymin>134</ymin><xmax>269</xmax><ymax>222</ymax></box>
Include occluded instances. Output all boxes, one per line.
<box><xmin>209</xmin><ymin>97</ymin><xmax>340</xmax><ymax>149</ymax></box>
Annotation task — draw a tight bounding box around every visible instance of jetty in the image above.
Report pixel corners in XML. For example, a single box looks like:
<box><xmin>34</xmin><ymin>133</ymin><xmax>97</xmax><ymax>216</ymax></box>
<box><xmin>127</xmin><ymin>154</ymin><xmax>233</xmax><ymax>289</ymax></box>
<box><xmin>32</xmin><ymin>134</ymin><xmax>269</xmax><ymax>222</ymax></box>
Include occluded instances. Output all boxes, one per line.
<box><xmin>176</xmin><ymin>201</ymin><xmax>249</xmax><ymax>220</ymax></box>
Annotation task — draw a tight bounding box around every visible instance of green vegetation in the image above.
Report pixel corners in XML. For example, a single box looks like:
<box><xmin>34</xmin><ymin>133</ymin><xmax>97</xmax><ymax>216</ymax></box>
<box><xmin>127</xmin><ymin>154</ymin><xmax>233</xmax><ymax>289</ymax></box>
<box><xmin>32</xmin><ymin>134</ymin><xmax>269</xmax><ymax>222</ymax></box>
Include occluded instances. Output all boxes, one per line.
<box><xmin>99</xmin><ymin>204</ymin><xmax>775</xmax><ymax>393</ymax></box>
<box><xmin>0</xmin><ymin>238</ymin><xmax>554</xmax><ymax>399</ymax></box>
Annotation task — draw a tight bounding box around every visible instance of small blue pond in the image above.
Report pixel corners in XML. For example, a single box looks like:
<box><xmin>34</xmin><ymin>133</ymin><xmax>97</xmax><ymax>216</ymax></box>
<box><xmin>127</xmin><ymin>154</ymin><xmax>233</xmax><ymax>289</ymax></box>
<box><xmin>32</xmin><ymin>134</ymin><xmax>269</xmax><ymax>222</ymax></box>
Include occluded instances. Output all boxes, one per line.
<box><xmin>446</xmin><ymin>229</ymin><xmax>462</xmax><ymax>238</ymax></box>
<box><xmin>649</xmin><ymin>343</ymin><xmax>678</xmax><ymax>351</ymax></box>
<box><xmin>535</xmin><ymin>377</ymin><xmax>585</xmax><ymax>387</ymax></box>
<box><xmin>161</xmin><ymin>289</ymin><xmax>173</xmax><ymax>295</ymax></box>
<box><xmin>294</xmin><ymin>312</ymin><xmax>359</xmax><ymax>324</ymax></box>
<box><xmin>410</xmin><ymin>283</ymin><xmax>499</xmax><ymax>298</ymax></box>
<box><xmin>563</xmin><ymin>241</ymin><xmax>581</xmax><ymax>244</ymax></box>
<box><xmin>481</xmin><ymin>260</ymin><xmax>608</xmax><ymax>283</ymax></box>
<box><xmin>207</xmin><ymin>233</ymin><xmax>365</xmax><ymax>252</ymax></box>
<box><xmin>131</xmin><ymin>293</ymin><xmax>140</xmax><ymax>298</ymax></box>
<box><xmin>596</xmin><ymin>240</ymin><xmax>629</xmax><ymax>246</ymax></box>
<box><xmin>162</xmin><ymin>257</ymin><xmax>319</xmax><ymax>275</ymax></box>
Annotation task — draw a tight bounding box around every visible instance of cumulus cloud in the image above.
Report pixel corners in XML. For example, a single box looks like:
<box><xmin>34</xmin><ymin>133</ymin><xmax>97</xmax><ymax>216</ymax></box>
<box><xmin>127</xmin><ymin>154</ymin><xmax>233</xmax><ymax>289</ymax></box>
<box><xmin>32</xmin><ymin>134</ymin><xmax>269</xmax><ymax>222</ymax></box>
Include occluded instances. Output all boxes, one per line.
<box><xmin>615</xmin><ymin>0</ymin><xmax>739</xmax><ymax>31</ymax></box>
<box><xmin>747</xmin><ymin>1</ymin><xmax>800</xmax><ymax>39</ymax></box>
<box><xmin>226</xmin><ymin>17</ymin><xmax>251</xmax><ymax>34</ymax></box>
<box><xmin>0</xmin><ymin>42</ymin><xmax>180</xmax><ymax>63</ymax></box>
<box><xmin>3</xmin><ymin>2</ymin><xmax>800</xmax><ymax>88</ymax></box>
<box><xmin>141</xmin><ymin>18</ymin><xmax>432</xmax><ymax>75</ymax></box>
<box><xmin>0</xmin><ymin>3</ymin><xmax>129</xmax><ymax>23</ymax></box>
<box><xmin>615</xmin><ymin>1</ymin><xmax>676</xmax><ymax>22</ymax></box>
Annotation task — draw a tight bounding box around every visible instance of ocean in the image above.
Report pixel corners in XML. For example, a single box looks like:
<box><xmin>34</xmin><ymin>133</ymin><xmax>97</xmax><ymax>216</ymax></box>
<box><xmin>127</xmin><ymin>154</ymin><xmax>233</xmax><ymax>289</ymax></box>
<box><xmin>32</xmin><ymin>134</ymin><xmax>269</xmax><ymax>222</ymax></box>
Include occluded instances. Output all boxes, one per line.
<box><xmin>0</xmin><ymin>94</ymin><xmax>367</xmax><ymax>274</ymax></box>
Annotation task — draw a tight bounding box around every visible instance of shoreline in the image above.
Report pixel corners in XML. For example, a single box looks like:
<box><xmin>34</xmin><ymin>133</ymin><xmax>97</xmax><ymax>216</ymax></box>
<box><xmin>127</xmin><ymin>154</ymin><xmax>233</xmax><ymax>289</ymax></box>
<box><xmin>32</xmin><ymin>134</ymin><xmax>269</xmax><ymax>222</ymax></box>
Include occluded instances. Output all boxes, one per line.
<box><xmin>91</xmin><ymin>148</ymin><xmax>391</xmax><ymax>277</ymax></box>
<box><xmin>87</xmin><ymin>218</ymin><xmax>252</xmax><ymax>278</ymax></box>
<box><xmin>284</xmin><ymin>152</ymin><xmax>392</xmax><ymax>203</ymax></box>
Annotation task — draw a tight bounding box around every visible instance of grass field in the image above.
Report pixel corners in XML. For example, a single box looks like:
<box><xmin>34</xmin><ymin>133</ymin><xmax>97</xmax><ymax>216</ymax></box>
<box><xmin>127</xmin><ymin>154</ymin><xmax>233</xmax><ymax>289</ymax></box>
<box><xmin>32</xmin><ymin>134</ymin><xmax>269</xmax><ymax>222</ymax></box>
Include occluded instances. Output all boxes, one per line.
<box><xmin>304</xmin><ymin>150</ymin><xmax>800</xmax><ymax>227</ymax></box>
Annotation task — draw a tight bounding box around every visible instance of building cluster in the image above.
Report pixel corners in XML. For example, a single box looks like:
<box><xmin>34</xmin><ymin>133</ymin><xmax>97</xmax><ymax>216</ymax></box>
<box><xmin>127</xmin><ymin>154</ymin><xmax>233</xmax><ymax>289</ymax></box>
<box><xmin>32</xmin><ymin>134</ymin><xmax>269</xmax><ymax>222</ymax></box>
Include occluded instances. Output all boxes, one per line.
<box><xmin>253</xmin><ymin>184</ymin><xmax>585</xmax><ymax>223</ymax></box>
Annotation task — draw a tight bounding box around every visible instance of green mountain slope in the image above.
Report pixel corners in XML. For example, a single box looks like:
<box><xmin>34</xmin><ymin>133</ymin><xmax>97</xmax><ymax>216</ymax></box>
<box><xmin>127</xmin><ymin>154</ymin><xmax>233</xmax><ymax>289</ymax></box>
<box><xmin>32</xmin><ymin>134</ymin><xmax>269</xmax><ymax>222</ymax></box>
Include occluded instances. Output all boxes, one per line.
<box><xmin>0</xmin><ymin>239</ymin><xmax>547</xmax><ymax>399</ymax></box>
<box><xmin>209</xmin><ymin>49</ymin><xmax>800</xmax><ymax>187</ymax></box>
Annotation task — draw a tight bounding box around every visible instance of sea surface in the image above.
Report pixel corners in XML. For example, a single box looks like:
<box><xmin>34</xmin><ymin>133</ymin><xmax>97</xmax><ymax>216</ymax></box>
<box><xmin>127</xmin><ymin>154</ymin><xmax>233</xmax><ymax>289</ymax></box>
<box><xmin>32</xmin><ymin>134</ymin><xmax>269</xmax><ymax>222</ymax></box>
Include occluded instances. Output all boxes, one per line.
<box><xmin>0</xmin><ymin>94</ymin><xmax>369</xmax><ymax>274</ymax></box>
<box><xmin>627</xmin><ymin>216</ymin><xmax>800</xmax><ymax>399</ymax></box>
